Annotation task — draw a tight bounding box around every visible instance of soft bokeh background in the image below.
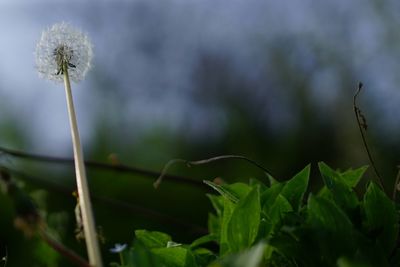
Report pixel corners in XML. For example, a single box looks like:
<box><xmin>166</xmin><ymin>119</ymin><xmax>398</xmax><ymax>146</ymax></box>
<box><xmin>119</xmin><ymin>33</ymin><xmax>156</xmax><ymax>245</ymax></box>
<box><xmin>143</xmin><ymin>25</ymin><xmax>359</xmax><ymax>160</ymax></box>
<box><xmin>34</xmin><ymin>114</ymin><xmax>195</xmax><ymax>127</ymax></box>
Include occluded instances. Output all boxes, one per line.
<box><xmin>1</xmin><ymin>0</ymin><xmax>400</xmax><ymax>266</ymax></box>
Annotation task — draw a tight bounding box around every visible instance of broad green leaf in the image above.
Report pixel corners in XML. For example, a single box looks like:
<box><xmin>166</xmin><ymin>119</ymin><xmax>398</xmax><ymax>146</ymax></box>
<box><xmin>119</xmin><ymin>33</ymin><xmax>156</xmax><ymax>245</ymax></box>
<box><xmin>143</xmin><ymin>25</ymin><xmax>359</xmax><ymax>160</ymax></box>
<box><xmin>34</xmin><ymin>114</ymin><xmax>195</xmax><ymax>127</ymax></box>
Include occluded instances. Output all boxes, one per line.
<box><xmin>227</xmin><ymin>186</ymin><xmax>261</xmax><ymax>252</ymax></box>
<box><xmin>249</xmin><ymin>178</ymin><xmax>268</xmax><ymax>191</ymax></box>
<box><xmin>228</xmin><ymin>183</ymin><xmax>253</xmax><ymax>199</ymax></box>
<box><xmin>318</xmin><ymin>162</ymin><xmax>339</xmax><ymax>185</ymax></box>
<box><xmin>208</xmin><ymin>213</ymin><xmax>221</xmax><ymax>236</ymax></box>
<box><xmin>281</xmin><ymin>164</ymin><xmax>310</xmax><ymax>211</ymax></box>
<box><xmin>234</xmin><ymin>242</ymin><xmax>266</xmax><ymax>267</ymax></box>
<box><xmin>192</xmin><ymin>247</ymin><xmax>216</xmax><ymax>267</ymax></box>
<box><xmin>135</xmin><ymin>230</ymin><xmax>171</xmax><ymax>249</ymax></box>
<box><xmin>261</xmin><ymin>183</ymin><xmax>289</xmax><ymax>237</ymax></box>
<box><xmin>204</xmin><ymin>181</ymin><xmax>251</xmax><ymax>203</ymax></box>
<box><xmin>126</xmin><ymin>241</ymin><xmax>163</xmax><ymax>267</ymax></box>
<box><xmin>151</xmin><ymin>246</ymin><xmax>197</xmax><ymax>267</ymax></box>
<box><xmin>318</xmin><ymin>162</ymin><xmax>367</xmax><ymax>189</ymax></box>
<box><xmin>307</xmin><ymin>195</ymin><xmax>355</xmax><ymax>260</ymax></box>
<box><xmin>207</xmin><ymin>194</ymin><xmax>225</xmax><ymax>217</ymax></box>
<box><xmin>190</xmin><ymin>233</ymin><xmax>218</xmax><ymax>249</ymax></box>
<box><xmin>216</xmin><ymin>242</ymin><xmax>266</xmax><ymax>267</ymax></box>
<box><xmin>263</xmin><ymin>194</ymin><xmax>293</xmax><ymax>237</ymax></box>
<box><xmin>265</xmin><ymin>194</ymin><xmax>293</xmax><ymax>223</ymax></box>
<box><xmin>261</xmin><ymin>183</ymin><xmax>284</xmax><ymax>209</ymax></box>
<box><xmin>341</xmin><ymin>165</ymin><xmax>368</xmax><ymax>188</ymax></box>
<box><xmin>318</xmin><ymin>162</ymin><xmax>358</xmax><ymax>210</ymax></box>
<box><xmin>316</xmin><ymin>186</ymin><xmax>333</xmax><ymax>199</ymax></box>
<box><xmin>307</xmin><ymin>195</ymin><xmax>354</xmax><ymax>236</ymax></box>
<box><xmin>363</xmin><ymin>182</ymin><xmax>399</xmax><ymax>255</ymax></box>
<box><xmin>219</xmin><ymin>197</ymin><xmax>236</xmax><ymax>255</ymax></box>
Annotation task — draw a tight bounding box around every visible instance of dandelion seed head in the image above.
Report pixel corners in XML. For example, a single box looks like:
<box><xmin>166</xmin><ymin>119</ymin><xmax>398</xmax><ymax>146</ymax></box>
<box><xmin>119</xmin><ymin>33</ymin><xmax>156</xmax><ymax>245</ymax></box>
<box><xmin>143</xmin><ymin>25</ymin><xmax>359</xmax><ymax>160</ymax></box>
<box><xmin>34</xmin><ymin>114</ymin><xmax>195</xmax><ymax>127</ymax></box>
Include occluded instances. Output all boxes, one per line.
<box><xmin>35</xmin><ymin>22</ymin><xmax>93</xmax><ymax>83</ymax></box>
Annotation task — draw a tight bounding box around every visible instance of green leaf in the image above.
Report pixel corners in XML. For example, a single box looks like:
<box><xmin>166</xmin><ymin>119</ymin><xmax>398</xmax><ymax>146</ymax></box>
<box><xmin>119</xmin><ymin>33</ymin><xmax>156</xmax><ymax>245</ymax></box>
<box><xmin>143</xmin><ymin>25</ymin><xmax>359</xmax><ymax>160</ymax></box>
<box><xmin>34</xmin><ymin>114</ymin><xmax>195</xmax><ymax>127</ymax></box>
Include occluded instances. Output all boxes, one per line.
<box><xmin>217</xmin><ymin>242</ymin><xmax>266</xmax><ymax>267</ymax></box>
<box><xmin>151</xmin><ymin>247</ymin><xmax>197</xmax><ymax>267</ymax></box>
<box><xmin>135</xmin><ymin>230</ymin><xmax>172</xmax><ymax>249</ymax></box>
<box><xmin>261</xmin><ymin>183</ymin><xmax>284</xmax><ymax>208</ymax></box>
<box><xmin>192</xmin><ymin>247</ymin><xmax>216</xmax><ymax>267</ymax></box>
<box><xmin>307</xmin><ymin>195</ymin><xmax>355</xmax><ymax>260</ymax></box>
<box><xmin>219</xmin><ymin>197</ymin><xmax>236</xmax><ymax>255</ymax></box>
<box><xmin>262</xmin><ymin>194</ymin><xmax>293</xmax><ymax>237</ymax></box>
<box><xmin>341</xmin><ymin>165</ymin><xmax>368</xmax><ymax>188</ymax></box>
<box><xmin>249</xmin><ymin>178</ymin><xmax>268</xmax><ymax>191</ymax></box>
<box><xmin>307</xmin><ymin>195</ymin><xmax>354</xmax><ymax>236</ymax></box>
<box><xmin>207</xmin><ymin>194</ymin><xmax>225</xmax><ymax>217</ymax></box>
<box><xmin>281</xmin><ymin>164</ymin><xmax>310</xmax><ymax>211</ymax></box>
<box><xmin>316</xmin><ymin>186</ymin><xmax>333</xmax><ymax>199</ymax></box>
<box><xmin>204</xmin><ymin>181</ymin><xmax>251</xmax><ymax>203</ymax></box>
<box><xmin>363</xmin><ymin>182</ymin><xmax>399</xmax><ymax>255</ymax></box>
<box><xmin>190</xmin><ymin>233</ymin><xmax>218</xmax><ymax>249</ymax></box>
<box><xmin>318</xmin><ymin>162</ymin><xmax>358</xmax><ymax>210</ymax></box>
<box><xmin>126</xmin><ymin>241</ymin><xmax>162</xmax><ymax>267</ymax></box>
<box><xmin>226</xmin><ymin>186</ymin><xmax>261</xmax><ymax>252</ymax></box>
<box><xmin>265</xmin><ymin>194</ymin><xmax>293</xmax><ymax>223</ymax></box>
<box><xmin>208</xmin><ymin>212</ymin><xmax>221</xmax><ymax>236</ymax></box>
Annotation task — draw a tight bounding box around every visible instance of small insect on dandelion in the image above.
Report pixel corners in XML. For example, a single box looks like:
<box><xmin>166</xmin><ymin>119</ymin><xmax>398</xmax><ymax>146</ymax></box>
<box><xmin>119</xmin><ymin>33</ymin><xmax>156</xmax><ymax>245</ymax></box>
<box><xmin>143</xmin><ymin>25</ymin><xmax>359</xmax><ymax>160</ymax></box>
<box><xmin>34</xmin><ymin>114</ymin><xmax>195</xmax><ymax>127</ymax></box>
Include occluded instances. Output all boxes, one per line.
<box><xmin>35</xmin><ymin>22</ymin><xmax>93</xmax><ymax>83</ymax></box>
<box><xmin>53</xmin><ymin>45</ymin><xmax>76</xmax><ymax>75</ymax></box>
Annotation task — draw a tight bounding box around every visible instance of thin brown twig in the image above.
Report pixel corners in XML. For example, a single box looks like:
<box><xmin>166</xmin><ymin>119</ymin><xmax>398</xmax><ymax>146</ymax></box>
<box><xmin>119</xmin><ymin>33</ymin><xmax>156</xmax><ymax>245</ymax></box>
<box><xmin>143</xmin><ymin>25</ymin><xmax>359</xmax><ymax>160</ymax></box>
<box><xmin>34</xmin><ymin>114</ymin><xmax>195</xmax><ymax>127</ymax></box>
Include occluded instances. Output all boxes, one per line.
<box><xmin>353</xmin><ymin>82</ymin><xmax>385</xmax><ymax>190</ymax></box>
<box><xmin>39</xmin><ymin>227</ymin><xmax>91</xmax><ymax>267</ymax></box>
<box><xmin>154</xmin><ymin>155</ymin><xmax>272</xmax><ymax>188</ymax></box>
<box><xmin>0</xmin><ymin>146</ymin><xmax>204</xmax><ymax>188</ymax></box>
<box><xmin>2</xmin><ymin>166</ymin><xmax>208</xmax><ymax>234</ymax></box>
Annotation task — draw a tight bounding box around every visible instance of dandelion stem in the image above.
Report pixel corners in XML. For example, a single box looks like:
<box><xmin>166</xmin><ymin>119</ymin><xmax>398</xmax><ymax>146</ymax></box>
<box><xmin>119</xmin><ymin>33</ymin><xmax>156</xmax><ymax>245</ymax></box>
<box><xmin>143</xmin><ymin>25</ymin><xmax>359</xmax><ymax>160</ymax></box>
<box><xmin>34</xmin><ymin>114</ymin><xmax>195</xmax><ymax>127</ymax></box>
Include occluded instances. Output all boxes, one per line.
<box><xmin>63</xmin><ymin>64</ymin><xmax>103</xmax><ymax>267</ymax></box>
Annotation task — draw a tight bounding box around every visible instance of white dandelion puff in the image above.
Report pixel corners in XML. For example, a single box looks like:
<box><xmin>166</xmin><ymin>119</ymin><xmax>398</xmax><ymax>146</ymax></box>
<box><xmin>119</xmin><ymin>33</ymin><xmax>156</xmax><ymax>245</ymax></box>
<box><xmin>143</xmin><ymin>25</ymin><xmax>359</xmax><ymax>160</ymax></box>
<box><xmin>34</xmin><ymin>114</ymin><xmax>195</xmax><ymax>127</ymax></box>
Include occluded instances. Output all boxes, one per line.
<box><xmin>35</xmin><ymin>22</ymin><xmax>93</xmax><ymax>83</ymax></box>
<box><xmin>35</xmin><ymin>22</ymin><xmax>102</xmax><ymax>266</ymax></box>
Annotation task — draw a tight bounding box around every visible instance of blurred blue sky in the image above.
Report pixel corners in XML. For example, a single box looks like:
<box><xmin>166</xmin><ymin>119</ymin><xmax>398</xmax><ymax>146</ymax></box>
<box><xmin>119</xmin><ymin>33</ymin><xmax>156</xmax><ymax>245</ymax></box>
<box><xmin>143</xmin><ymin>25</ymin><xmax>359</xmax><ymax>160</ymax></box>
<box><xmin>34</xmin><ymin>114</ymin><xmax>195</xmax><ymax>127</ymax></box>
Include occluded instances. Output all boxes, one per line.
<box><xmin>1</xmin><ymin>0</ymin><xmax>400</xmax><ymax>156</ymax></box>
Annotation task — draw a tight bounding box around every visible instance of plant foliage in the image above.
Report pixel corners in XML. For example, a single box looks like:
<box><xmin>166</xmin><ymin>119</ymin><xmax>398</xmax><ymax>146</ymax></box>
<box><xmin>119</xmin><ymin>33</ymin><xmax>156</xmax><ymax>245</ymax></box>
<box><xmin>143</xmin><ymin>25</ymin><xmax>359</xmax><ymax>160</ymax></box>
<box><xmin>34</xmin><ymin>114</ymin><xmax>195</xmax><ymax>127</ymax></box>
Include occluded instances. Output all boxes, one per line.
<box><xmin>111</xmin><ymin>162</ymin><xmax>400</xmax><ymax>267</ymax></box>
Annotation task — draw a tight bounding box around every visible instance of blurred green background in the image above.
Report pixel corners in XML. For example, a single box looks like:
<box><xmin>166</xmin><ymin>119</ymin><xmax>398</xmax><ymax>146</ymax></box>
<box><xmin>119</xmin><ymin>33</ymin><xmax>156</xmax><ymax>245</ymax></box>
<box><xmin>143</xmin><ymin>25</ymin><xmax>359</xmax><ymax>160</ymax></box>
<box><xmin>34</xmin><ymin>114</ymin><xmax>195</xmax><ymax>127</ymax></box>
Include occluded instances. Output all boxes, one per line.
<box><xmin>2</xmin><ymin>0</ymin><xmax>400</xmax><ymax>266</ymax></box>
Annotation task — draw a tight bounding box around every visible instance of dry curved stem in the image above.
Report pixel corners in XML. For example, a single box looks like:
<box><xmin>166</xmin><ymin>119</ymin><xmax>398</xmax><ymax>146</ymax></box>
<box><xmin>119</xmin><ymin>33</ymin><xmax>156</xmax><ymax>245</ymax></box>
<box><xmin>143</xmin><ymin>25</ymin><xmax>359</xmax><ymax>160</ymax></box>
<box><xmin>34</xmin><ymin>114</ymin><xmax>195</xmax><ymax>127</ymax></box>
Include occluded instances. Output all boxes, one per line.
<box><xmin>154</xmin><ymin>155</ymin><xmax>272</xmax><ymax>188</ymax></box>
<box><xmin>0</xmin><ymin>146</ymin><xmax>205</xmax><ymax>188</ymax></box>
<box><xmin>353</xmin><ymin>82</ymin><xmax>385</xmax><ymax>190</ymax></box>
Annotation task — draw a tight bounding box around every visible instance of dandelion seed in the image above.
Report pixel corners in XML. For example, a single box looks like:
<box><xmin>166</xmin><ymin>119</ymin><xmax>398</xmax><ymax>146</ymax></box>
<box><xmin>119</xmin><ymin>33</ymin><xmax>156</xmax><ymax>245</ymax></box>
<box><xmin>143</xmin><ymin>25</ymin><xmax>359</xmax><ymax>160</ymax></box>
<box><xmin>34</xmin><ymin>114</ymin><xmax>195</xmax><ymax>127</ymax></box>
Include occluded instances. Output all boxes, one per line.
<box><xmin>35</xmin><ymin>22</ymin><xmax>93</xmax><ymax>83</ymax></box>
<box><xmin>109</xmin><ymin>243</ymin><xmax>127</xmax><ymax>253</ymax></box>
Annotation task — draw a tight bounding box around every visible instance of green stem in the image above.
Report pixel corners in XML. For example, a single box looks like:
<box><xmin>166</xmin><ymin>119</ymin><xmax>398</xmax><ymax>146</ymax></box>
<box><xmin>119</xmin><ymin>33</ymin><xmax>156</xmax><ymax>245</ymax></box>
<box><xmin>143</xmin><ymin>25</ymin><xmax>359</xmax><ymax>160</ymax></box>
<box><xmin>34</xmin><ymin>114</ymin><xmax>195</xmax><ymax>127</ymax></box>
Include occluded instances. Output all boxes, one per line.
<box><xmin>63</xmin><ymin>65</ymin><xmax>103</xmax><ymax>267</ymax></box>
<box><xmin>119</xmin><ymin>252</ymin><xmax>125</xmax><ymax>266</ymax></box>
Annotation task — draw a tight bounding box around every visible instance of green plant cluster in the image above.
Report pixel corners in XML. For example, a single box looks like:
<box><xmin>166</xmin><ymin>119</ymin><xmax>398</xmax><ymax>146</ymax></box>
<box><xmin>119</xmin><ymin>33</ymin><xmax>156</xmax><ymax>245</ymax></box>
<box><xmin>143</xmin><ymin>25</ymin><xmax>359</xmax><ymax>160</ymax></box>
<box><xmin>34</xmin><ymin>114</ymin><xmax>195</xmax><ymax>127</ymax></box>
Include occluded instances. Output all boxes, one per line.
<box><xmin>114</xmin><ymin>162</ymin><xmax>400</xmax><ymax>267</ymax></box>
